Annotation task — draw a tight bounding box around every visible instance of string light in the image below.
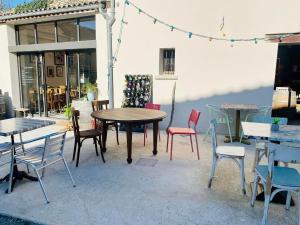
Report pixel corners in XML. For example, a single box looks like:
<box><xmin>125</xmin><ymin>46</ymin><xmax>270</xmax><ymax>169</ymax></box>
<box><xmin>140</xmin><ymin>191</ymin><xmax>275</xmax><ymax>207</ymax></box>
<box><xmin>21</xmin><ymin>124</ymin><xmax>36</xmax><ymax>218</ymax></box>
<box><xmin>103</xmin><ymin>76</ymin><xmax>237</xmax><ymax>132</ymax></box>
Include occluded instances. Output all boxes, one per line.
<box><xmin>124</xmin><ymin>0</ymin><xmax>292</xmax><ymax>44</ymax></box>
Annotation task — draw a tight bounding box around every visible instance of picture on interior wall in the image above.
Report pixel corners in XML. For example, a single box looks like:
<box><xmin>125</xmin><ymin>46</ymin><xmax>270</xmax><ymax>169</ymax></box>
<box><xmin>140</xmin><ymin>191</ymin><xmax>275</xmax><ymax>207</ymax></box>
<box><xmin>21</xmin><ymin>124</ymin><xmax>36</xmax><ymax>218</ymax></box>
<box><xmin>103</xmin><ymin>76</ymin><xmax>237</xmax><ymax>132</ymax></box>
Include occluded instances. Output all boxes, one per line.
<box><xmin>54</xmin><ymin>51</ymin><xmax>64</xmax><ymax>65</ymax></box>
<box><xmin>56</xmin><ymin>66</ymin><xmax>64</xmax><ymax>77</ymax></box>
<box><xmin>47</xmin><ymin>66</ymin><xmax>55</xmax><ymax>77</ymax></box>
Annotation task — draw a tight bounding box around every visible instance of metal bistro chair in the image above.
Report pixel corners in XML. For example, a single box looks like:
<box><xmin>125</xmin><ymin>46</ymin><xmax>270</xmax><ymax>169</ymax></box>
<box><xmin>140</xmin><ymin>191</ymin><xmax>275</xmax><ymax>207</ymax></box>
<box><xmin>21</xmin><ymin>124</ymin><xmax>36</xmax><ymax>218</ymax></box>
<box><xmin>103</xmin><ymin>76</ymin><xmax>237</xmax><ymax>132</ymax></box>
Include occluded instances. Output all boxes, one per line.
<box><xmin>239</xmin><ymin>105</ymin><xmax>272</xmax><ymax>142</ymax></box>
<box><xmin>166</xmin><ymin>109</ymin><xmax>200</xmax><ymax>160</ymax></box>
<box><xmin>13</xmin><ymin>132</ymin><xmax>76</xmax><ymax>203</ymax></box>
<box><xmin>244</xmin><ymin>116</ymin><xmax>288</xmax><ymax>172</ymax></box>
<box><xmin>251</xmin><ymin>143</ymin><xmax>300</xmax><ymax>225</ymax></box>
<box><xmin>144</xmin><ymin>103</ymin><xmax>161</xmax><ymax>146</ymax></box>
<box><xmin>208</xmin><ymin>119</ymin><xmax>246</xmax><ymax>195</ymax></box>
<box><xmin>0</xmin><ymin>142</ymin><xmax>14</xmax><ymax>183</ymax></box>
<box><xmin>92</xmin><ymin>100</ymin><xmax>119</xmax><ymax>145</ymax></box>
<box><xmin>72</xmin><ymin>109</ymin><xmax>105</xmax><ymax>167</ymax></box>
<box><xmin>204</xmin><ymin>104</ymin><xmax>233</xmax><ymax>143</ymax></box>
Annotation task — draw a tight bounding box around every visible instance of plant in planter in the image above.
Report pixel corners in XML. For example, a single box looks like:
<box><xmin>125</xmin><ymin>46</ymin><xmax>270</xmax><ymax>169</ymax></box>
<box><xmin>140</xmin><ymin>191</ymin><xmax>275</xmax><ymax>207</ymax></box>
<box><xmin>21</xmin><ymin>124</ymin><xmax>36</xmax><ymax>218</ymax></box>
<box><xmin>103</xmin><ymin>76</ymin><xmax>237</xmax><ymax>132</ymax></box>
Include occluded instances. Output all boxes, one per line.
<box><xmin>271</xmin><ymin>118</ymin><xmax>281</xmax><ymax>131</ymax></box>
<box><xmin>83</xmin><ymin>82</ymin><xmax>97</xmax><ymax>101</ymax></box>
<box><xmin>63</xmin><ymin>104</ymin><xmax>73</xmax><ymax>131</ymax></box>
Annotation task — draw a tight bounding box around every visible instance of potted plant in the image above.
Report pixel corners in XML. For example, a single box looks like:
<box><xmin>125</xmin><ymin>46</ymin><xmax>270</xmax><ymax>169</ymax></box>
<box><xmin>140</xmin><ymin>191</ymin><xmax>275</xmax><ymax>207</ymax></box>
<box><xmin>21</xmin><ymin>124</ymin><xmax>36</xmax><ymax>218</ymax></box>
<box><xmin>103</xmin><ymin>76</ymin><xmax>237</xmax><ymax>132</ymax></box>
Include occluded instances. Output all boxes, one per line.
<box><xmin>83</xmin><ymin>82</ymin><xmax>97</xmax><ymax>101</ymax></box>
<box><xmin>271</xmin><ymin>118</ymin><xmax>281</xmax><ymax>131</ymax></box>
<box><xmin>63</xmin><ymin>104</ymin><xmax>73</xmax><ymax>131</ymax></box>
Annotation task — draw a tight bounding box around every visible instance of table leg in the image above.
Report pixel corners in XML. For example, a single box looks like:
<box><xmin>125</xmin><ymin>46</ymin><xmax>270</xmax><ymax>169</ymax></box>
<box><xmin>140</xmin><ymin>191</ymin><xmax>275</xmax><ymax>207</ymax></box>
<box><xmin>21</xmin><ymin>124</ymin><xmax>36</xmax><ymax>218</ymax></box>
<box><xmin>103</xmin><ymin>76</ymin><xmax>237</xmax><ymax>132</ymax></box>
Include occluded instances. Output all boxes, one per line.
<box><xmin>153</xmin><ymin>121</ymin><xmax>158</xmax><ymax>155</ymax></box>
<box><xmin>126</xmin><ymin>123</ymin><xmax>133</xmax><ymax>164</ymax></box>
<box><xmin>102</xmin><ymin>121</ymin><xmax>108</xmax><ymax>153</ymax></box>
<box><xmin>235</xmin><ymin>109</ymin><xmax>241</xmax><ymax>139</ymax></box>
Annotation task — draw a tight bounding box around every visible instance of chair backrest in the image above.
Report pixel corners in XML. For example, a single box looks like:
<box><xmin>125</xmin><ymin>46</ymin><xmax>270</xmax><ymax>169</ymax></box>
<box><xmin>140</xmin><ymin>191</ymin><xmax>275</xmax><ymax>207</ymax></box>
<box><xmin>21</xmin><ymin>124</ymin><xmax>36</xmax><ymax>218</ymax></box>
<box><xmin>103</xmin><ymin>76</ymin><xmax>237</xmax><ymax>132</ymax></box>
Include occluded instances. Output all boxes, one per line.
<box><xmin>42</xmin><ymin>132</ymin><xmax>66</xmax><ymax>162</ymax></box>
<box><xmin>71</xmin><ymin>108</ymin><xmax>80</xmax><ymax>137</ymax></box>
<box><xmin>209</xmin><ymin>119</ymin><xmax>218</xmax><ymax>155</ymax></box>
<box><xmin>145</xmin><ymin>103</ymin><xmax>160</xmax><ymax>110</ymax></box>
<box><xmin>267</xmin><ymin>143</ymin><xmax>300</xmax><ymax>183</ymax></box>
<box><xmin>92</xmin><ymin>100</ymin><xmax>109</xmax><ymax>112</ymax></box>
<box><xmin>206</xmin><ymin>104</ymin><xmax>228</xmax><ymax>122</ymax></box>
<box><xmin>188</xmin><ymin>109</ymin><xmax>201</xmax><ymax>129</ymax></box>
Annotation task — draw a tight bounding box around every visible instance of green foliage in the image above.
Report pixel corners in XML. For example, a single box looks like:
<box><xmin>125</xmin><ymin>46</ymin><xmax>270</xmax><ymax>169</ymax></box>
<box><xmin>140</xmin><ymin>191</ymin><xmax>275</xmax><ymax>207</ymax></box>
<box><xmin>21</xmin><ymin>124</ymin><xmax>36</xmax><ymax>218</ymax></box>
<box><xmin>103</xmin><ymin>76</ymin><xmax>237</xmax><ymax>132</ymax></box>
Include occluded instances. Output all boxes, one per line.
<box><xmin>15</xmin><ymin>0</ymin><xmax>50</xmax><ymax>13</ymax></box>
<box><xmin>272</xmin><ymin>118</ymin><xmax>281</xmax><ymax>125</ymax></box>
<box><xmin>63</xmin><ymin>104</ymin><xmax>72</xmax><ymax>120</ymax></box>
<box><xmin>82</xmin><ymin>82</ymin><xmax>97</xmax><ymax>93</ymax></box>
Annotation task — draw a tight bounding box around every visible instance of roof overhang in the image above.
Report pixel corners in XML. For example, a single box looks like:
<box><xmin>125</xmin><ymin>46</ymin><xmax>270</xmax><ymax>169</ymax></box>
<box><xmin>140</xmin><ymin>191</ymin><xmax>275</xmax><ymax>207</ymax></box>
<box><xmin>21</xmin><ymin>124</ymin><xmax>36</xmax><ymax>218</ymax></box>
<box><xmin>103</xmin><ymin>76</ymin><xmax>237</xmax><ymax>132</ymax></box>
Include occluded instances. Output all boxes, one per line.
<box><xmin>266</xmin><ymin>32</ymin><xmax>300</xmax><ymax>44</ymax></box>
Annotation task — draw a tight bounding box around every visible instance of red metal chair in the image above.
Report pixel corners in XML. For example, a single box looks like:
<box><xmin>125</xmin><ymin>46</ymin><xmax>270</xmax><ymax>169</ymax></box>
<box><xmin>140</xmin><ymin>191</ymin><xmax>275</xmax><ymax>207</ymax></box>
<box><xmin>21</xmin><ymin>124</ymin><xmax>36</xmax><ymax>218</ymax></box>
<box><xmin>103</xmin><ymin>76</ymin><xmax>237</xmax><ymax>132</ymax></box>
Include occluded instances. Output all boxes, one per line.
<box><xmin>166</xmin><ymin>109</ymin><xmax>200</xmax><ymax>160</ymax></box>
<box><xmin>144</xmin><ymin>103</ymin><xmax>161</xmax><ymax>146</ymax></box>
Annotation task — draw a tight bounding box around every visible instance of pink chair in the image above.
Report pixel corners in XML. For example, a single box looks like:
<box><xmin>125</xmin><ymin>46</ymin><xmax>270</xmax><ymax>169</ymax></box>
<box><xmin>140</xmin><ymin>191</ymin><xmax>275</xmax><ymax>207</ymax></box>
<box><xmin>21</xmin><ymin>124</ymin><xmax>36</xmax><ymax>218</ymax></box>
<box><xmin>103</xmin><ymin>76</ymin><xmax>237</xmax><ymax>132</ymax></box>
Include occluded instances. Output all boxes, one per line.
<box><xmin>144</xmin><ymin>103</ymin><xmax>161</xmax><ymax>146</ymax></box>
<box><xmin>166</xmin><ymin>109</ymin><xmax>200</xmax><ymax>160</ymax></box>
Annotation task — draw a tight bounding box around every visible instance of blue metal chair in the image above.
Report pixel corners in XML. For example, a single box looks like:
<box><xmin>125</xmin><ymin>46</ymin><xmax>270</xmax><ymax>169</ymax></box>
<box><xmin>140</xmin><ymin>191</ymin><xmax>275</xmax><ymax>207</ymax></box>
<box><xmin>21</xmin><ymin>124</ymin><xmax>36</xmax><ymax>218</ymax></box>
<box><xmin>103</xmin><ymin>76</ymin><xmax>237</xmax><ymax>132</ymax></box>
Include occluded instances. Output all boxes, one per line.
<box><xmin>208</xmin><ymin>119</ymin><xmax>246</xmax><ymax>195</ymax></box>
<box><xmin>251</xmin><ymin>142</ymin><xmax>300</xmax><ymax>225</ymax></box>
<box><xmin>204</xmin><ymin>104</ymin><xmax>233</xmax><ymax>143</ymax></box>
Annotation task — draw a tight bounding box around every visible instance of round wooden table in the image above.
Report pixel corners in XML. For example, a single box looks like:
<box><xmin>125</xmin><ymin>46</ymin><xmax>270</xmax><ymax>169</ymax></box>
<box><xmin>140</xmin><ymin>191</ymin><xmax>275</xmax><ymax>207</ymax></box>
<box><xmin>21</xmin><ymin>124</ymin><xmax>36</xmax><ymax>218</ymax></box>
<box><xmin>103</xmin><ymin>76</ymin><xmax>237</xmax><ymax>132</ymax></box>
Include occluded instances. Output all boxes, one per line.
<box><xmin>91</xmin><ymin>108</ymin><xmax>167</xmax><ymax>164</ymax></box>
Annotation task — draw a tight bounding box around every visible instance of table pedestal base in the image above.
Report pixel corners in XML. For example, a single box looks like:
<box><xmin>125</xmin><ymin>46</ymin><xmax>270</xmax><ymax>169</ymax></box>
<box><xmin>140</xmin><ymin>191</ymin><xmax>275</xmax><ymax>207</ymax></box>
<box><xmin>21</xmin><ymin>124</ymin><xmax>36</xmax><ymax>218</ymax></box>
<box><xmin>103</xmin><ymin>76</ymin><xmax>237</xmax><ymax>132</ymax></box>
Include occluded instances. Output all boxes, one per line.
<box><xmin>0</xmin><ymin>166</ymin><xmax>38</xmax><ymax>193</ymax></box>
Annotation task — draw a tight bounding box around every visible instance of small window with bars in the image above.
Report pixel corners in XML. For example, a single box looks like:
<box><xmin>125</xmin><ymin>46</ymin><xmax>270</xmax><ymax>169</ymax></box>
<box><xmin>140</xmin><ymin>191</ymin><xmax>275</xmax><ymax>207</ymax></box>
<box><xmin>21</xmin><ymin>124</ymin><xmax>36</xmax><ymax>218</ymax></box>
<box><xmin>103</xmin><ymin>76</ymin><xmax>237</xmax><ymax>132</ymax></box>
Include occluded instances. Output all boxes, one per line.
<box><xmin>160</xmin><ymin>48</ymin><xmax>175</xmax><ymax>74</ymax></box>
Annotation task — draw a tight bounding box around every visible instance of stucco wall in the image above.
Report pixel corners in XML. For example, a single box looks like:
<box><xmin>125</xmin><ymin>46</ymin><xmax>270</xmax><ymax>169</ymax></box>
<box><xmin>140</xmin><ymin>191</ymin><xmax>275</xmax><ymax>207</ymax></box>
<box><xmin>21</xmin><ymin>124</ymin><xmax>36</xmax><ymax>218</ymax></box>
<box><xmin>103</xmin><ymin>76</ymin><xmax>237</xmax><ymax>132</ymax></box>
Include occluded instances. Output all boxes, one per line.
<box><xmin>0</xmin><ymin>24</ymin><xmax>19</xmax><ymax>117</ymax></box>
<box><xmin>109</xmin><ymin>0</ymin><xmax>300</xmax><ymax>132</ymax></box>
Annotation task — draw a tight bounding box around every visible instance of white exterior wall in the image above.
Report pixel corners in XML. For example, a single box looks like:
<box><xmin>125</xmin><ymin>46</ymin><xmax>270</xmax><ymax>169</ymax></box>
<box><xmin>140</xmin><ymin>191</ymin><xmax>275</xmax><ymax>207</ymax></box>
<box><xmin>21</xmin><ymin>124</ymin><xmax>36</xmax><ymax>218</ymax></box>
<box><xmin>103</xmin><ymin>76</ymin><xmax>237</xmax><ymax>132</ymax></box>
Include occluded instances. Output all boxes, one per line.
<box><xmin>0</xmin><ymin>24</ymin><xmax>19</xmax><ymax>117</ymax></box>
<box><xmin>107</xmin><ymin>0</ymin><xmax>300</xmax><ymax>132</ymax></box>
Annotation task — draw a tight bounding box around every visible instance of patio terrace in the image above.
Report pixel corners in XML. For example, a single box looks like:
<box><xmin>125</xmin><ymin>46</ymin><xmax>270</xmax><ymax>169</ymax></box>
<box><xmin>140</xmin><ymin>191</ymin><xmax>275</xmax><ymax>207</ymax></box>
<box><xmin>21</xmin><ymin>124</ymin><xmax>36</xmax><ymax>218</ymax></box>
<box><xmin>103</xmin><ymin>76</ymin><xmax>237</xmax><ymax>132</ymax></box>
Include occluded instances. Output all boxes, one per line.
<box><xmin>0</xmin><ymin>124</ymin><xmax>297</xmax><ymax>225</ymax></box>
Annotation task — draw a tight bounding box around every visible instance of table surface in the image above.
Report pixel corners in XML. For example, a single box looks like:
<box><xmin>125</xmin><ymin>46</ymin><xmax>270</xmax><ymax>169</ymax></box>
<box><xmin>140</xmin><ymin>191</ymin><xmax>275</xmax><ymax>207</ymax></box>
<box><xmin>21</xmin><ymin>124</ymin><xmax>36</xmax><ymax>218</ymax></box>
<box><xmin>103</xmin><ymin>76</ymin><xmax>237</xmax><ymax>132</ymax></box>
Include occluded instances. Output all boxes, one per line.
<box><xmin>221</xmin><ymin>103</ymin><xmax>258</xmax><ymax>110</ymax></box>
<box><xmin>0</xmin><ymin>118</ymin><xmax>55</xmax><ymax>136</ymax></box>
<box><xmin>242</xmin><ymin>122</ymin><xmax>300</xmax><ymax>143</ymax></box>
<box><xmin>91</xmin><ymin>108</ymin><xmax>167</xmax><ymax>123</ymax></box>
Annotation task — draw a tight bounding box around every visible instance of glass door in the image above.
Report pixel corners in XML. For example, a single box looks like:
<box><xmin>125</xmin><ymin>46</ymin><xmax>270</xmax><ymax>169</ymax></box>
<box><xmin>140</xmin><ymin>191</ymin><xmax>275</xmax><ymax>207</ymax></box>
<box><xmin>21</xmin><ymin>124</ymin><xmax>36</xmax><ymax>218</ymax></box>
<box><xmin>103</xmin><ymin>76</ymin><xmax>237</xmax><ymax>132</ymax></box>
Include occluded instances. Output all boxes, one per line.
<box><xmin>67</xmin><ymin>52</ymin><xmax>80</xmax><ymax>103</ymax></box>
<box><xmin>19</xmin><ymin>54</ymin><xmax>45</xmax><ymax>116</ymax></box>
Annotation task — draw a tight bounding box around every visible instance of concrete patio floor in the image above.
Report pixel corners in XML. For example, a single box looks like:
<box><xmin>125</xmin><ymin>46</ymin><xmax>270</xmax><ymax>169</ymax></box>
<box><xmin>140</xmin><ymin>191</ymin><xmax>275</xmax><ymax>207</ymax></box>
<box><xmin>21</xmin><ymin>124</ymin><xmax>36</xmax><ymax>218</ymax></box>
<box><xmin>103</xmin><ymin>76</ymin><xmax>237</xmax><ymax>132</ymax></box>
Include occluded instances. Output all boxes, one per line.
<box><xmin>0</xmin><ymin>124</ymin><xmax>298</xmax><ymax>225</ymax></box>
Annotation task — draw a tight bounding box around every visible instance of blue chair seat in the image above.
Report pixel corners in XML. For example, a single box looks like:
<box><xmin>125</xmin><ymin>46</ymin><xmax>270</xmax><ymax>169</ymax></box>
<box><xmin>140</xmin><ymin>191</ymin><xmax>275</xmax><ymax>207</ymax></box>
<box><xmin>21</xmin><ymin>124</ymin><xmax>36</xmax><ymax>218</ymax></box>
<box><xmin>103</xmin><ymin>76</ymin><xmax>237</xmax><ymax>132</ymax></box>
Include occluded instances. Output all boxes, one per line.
<box><xmin>256</xmin><ymin>165</ymin><xmax>300</xmax><ymax>187</ymax></box>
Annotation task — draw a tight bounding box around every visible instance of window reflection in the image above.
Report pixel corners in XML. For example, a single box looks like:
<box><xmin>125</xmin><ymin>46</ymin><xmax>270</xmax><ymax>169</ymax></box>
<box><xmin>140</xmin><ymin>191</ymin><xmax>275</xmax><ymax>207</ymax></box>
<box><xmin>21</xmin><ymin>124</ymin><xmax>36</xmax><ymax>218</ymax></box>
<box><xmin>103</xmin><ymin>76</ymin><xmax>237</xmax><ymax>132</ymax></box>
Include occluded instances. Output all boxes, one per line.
<box><xmin>57</xmin><ymin>19</ymin><xmax>77</xmax><ymax>42</ymax></box>
<box><xmin>79</xmin><ymin>17</ymin><xmax>96</xmax><ymax>41</ymax></box>
<box><xmin>37</xmin><ymin>22</ymin><xmax>55</xmax><ymax>44</ymax></box>
<box><xmin>18</xmin><ymin>24</ymin><xmax>35</xmax><ymax>45</ymax></box>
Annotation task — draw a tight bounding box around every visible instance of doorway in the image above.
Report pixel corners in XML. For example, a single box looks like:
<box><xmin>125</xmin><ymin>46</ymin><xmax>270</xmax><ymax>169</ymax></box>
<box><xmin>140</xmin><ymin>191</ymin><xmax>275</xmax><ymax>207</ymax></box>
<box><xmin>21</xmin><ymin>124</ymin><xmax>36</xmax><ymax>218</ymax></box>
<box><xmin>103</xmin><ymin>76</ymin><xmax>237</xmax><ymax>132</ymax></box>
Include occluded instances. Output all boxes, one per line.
<box><xmin>18</xmin><ymin>49</ymin><xmax>97</xmax><ymax>117</ymax></box>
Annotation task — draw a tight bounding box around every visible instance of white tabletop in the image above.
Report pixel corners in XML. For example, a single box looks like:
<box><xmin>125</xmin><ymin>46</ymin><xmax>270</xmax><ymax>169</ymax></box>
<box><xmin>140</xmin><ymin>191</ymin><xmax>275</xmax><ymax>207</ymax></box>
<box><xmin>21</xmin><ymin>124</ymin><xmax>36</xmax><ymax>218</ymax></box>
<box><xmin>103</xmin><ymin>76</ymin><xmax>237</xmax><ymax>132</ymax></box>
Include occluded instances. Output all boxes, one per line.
<box><xmin>242</xmin><ymin>122</ymin><xmax>300</xmax><ymax>142</ymax></box>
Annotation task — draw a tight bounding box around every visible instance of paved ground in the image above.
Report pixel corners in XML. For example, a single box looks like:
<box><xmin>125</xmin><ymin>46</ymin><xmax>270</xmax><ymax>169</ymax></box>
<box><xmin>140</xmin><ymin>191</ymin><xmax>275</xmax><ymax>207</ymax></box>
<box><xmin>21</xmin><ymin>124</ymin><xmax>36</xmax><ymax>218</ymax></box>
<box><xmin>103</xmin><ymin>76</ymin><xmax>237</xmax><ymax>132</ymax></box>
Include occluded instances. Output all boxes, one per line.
<box><xmin>0</xmin><ymin>124</ymin><xmax>298</xmax><ymax>225</ymax></box>
<box><xmin>0</xmin><ymin>213</ymin><xmax>41</xmax><ymax>225</ymax></box>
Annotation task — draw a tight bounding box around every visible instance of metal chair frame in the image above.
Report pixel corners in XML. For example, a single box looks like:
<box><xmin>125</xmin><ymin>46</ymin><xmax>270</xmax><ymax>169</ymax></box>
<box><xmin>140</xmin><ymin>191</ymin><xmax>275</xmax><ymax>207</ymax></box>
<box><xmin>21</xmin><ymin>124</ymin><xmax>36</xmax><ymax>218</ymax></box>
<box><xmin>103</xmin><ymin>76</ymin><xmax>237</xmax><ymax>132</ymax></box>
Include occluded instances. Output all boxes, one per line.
<box><xmin>208</xmin><ymin>119</ymin><xmax>246</xmax><ymax>195</ymax></box>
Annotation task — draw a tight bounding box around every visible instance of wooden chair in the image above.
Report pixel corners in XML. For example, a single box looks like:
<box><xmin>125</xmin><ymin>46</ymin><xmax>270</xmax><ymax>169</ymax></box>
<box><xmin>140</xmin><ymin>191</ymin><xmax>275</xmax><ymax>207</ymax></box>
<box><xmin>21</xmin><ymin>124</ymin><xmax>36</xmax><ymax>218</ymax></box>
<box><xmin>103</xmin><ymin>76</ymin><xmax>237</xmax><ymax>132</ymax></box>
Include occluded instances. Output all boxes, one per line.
<box><xmin>144</xmin><ymin>103</ymin><xmax>161</xmax><ymax>146</ymax></box>
<box><xmin>91</xmin><ymin>100</ymin><xmax>119</xmax><ymax>145</ymax></box>
<box><xmin>251</xmin><ymin>143</ymin><xmax>300</xmax><ymax>225</ymax></box>
<box><xmin>166</xmin><ymin>109</ymin><xmax>200</xmax><ymax>160</ymax></box>
<box><xmin>71</xmin><ymin>109</ymin><xmax>105</xmax><ymax>167</ymax></box>
<box><xmin>208</xmin><ymin>119</ymin><xmax>246</xmax><ymax>195</ymax></box>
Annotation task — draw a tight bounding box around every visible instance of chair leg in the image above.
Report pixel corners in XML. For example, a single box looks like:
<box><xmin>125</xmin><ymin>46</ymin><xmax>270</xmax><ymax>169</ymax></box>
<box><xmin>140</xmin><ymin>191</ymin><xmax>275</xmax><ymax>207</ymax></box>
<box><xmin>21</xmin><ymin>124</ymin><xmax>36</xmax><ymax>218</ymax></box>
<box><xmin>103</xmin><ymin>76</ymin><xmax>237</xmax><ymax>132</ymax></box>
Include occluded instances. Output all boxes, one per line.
<box><xmin>239</xmin><ymin>131</ymin><xmax>244</xmax><ymax>143</ymax></box>
<box><xmin>262</xmin><ymin>190</ymin><xmax>271</xmax><ymax>225</ymax></box>
<box><xmin>115</xmin><ymin>123</ymin><xmax>119</xmax><ymax>145</ymax></box>
<box><xmin>98</xmin><ymin>136</ymin><xmax>105</xmax><ymax>163</ymax></box>
<box><xmin>166</xmin><ymin>133</ymin><xmax>169</xmax><ymax>153</ymax></box>
<box><xmin>76</xmin><ymin>143</ymin><xmax>81</xmax><ymax>167</ymax></box>
<box><xmin>240</xmin><ymin>158</ymin><xmax>246</xmax><ymax>195</ymax></box>
<box><xmin>190</xmin><ymin>135</ymin><xmax>194</xmax><ymax>152</ymax></box>
<box><xmin>94</xmin><ymin>137</ymin><xmax>99</xmax><ymax>157</ymax></box>
<box><xmin>251</xmin><ymin>173</ymin><xmax>260</xmax><ymax>207</ymax></box>
<box><xmin>72</xmin><ymin>139</ymin><xmax>77</xmax><ymax>161</ymax></box>
<box><xmin>226</xmin><ymin>119</ymin><xmax>233</xmax><ymax>143</ymax></box>
<box><xmin>208</xmin><ymin>156</ymin><xmax>217</xmax><ymax>188</ymax></box>
<box><xmin>62</xmin><ymin>157</ymin><xmax>76</xmax><ymax>187</ymax></box>
<box><xmin>252</xmin><ymin>148</ymin><xmax>260</xmax><ymax>172</ymax></box>
<box><xmin>195</xmin><ymin>134</ymin><xmax>200</xmax><ymax>160</ymax></box>
<box><xmin>286</xmin><ymin>191</ymin><xmax>292</xmax><ymax>210</ymax></box>
<box><xmin>170</xmin><ymin>135</ymin><xmax>173</xmax><ymax>160</ymax></box>
<box><xmin>34</xmin><ymin>168</ymin><xmax>50</xmax><ymax>204</ymax></box>
<box><xmin>144</xmin><ymin>125</ymin><xmax>147</xmax><ymax>146</ymax></box>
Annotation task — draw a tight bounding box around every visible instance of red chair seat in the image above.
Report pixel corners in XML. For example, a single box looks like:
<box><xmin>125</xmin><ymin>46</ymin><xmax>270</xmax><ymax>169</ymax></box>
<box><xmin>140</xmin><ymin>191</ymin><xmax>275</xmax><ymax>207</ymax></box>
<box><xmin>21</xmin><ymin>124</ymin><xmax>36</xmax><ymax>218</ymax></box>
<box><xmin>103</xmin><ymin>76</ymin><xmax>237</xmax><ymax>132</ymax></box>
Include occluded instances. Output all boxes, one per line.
<box><xmin>168</xmin><ymin>127</ymin><xmax>196</xmax><ymax>135</ymax></box>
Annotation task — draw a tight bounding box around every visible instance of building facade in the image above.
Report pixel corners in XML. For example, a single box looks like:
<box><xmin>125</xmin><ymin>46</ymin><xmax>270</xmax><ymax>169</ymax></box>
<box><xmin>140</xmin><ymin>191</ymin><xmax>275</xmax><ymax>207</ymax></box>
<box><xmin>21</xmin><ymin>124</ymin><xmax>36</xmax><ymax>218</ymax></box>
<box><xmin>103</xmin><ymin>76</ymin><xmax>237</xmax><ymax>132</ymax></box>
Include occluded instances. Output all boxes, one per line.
<box><xmin>1</xmin><ymin>0</ymin><xmax>300</xmax><ymax>132</ymax></box>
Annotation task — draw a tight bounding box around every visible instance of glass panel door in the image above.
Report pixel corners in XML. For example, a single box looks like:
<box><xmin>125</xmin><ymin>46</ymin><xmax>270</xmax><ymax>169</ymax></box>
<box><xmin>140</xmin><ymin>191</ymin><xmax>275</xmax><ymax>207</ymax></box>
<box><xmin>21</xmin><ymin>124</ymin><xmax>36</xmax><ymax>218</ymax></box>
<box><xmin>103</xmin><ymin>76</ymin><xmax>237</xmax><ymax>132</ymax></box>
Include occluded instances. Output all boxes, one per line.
<box><xmin>19</xmin><ymin>54</ymin><xmax>44</xmax><ymax>116</ymax></box>
<box><xmin>67</xmin><ymin>52</ymin><xmax>79</xmax><ymax>103</ymax></box>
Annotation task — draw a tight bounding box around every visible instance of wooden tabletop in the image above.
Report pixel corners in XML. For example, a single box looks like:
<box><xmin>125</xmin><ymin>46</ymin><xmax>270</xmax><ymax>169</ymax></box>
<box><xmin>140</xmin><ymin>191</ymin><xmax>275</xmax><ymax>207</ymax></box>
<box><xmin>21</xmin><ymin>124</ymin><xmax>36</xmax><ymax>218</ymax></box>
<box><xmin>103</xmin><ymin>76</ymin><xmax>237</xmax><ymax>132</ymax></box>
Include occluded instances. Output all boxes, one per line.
<box><xmin>91</xmin><ymin>108</ymin><xmax>167</xmax><ymax>123</ymax></box>
<box><xmin>0</xmin><ymin>118</ymin><xmax>55</xmax><ymax>136</ymax></box>
<box><xmin>221</xmin><ymin>103</ymin><xmax>258</xmax><ymax>110</ymax></box>
<box><xmin>242</xmin><ymin>122</ymin><xmax>300</xmax><ymax>143</ymax></box>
